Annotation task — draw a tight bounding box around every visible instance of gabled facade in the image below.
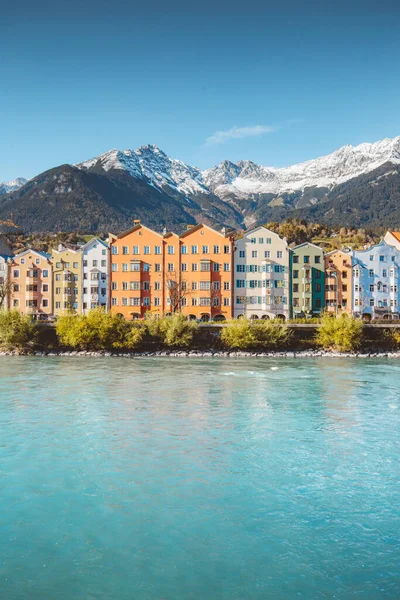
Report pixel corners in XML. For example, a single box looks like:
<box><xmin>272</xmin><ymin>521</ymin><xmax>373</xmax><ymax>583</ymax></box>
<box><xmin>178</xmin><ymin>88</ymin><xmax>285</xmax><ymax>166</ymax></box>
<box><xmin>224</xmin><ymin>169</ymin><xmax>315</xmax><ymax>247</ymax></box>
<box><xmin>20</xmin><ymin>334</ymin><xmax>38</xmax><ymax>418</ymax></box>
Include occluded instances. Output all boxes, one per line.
<box><xmin>52</xmin><ymin>245</ymin><xmax>82</xmax><ymax>315</ymax></box>
<box><xmin>8</xmin><ymin>249</ymin><xmax>53</xmax><ymax>316</ymax></box>
<box><xmin>324</xmin><ymin>250</ymin><xmax>353</xmax><ymax>314</ymax></box>
<box><xmin>109</xmin><ymin>221</ymin><xmax>165</xmax><ymax>319</ymax></box>
<box><xmin>178</xmin><ymin>224</ymin><xmax>234</xmax><ymax>320</ymax></box>
<box><xmin>234</xmin><ymin>226</ymin><xmax>290</xmax><ymax>319</ymax></box>
<box><xmin>352</xmin><ymin>240</ymin><xmax>400</xmax><ymax>318</ymax></box>
<box><xmin>291</xmin><ymin>242</ymin><xmax>324</xmax><ymax>316</ymax></box>
<box><xmin>81</xmin><ymin>238</ymin><xmax>108</xmax><ymax>313</ymax></box>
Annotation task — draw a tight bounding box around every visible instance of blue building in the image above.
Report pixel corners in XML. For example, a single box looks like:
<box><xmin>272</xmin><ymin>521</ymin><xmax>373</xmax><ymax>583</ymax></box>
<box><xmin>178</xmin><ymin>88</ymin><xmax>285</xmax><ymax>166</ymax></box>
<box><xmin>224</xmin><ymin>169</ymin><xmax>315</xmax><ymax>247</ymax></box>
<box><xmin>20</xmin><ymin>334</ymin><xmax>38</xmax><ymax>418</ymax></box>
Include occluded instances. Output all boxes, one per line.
<box><xmin>352</xmin><ymin>240</ymin><xmax>400</xmax><ymax>319</ymax></box>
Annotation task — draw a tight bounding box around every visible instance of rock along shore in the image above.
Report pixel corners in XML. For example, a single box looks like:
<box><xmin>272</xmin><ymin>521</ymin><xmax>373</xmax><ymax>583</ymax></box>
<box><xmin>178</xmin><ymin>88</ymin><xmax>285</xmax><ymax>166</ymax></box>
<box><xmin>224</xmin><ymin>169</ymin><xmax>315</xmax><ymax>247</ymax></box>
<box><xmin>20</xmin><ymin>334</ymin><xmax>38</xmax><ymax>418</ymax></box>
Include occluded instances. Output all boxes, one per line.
<box><xmin>1</xmin><ymin>349</ymin><xmax>400</xmax><ymax>358</ymax></box>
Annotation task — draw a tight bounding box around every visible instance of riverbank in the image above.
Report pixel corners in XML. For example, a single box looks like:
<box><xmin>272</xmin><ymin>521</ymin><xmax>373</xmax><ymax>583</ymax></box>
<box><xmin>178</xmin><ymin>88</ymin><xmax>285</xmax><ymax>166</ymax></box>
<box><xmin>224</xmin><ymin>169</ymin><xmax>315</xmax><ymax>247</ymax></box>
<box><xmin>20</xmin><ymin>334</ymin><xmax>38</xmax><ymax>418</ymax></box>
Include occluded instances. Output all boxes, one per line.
<box><xmin>3</xmin><ymin>349</ymin><xmax>400</xmax><ymax>358</ymax></box>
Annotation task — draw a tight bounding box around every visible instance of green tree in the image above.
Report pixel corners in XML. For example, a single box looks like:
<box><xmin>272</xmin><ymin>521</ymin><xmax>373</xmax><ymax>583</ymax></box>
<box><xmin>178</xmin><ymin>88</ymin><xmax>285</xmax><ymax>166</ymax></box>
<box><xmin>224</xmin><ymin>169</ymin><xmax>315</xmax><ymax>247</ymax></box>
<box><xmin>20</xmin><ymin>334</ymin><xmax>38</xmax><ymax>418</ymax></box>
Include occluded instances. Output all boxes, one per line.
<box><xmin>315</xmin><ymin>314</ymin><xmax>363</xmax><ymax>352</ymax></box>
<box><xmin>56</xmin><ymin>309</ymin><xmax>144</xmax><ymax>350</ymax></box>
<box><xmin>221</xmin><ymin>318</ymin><xmax>292</xmax><ymax>350</ymax></box>
<box><xmin>145</xmin><ymin>313</ymin><xmax>199</xmax><ymax>348</ymax></box>
<box><xmin>0</xmin><ymin>310</ymin><xmax>38</xmax><ymax>351</ymax></box>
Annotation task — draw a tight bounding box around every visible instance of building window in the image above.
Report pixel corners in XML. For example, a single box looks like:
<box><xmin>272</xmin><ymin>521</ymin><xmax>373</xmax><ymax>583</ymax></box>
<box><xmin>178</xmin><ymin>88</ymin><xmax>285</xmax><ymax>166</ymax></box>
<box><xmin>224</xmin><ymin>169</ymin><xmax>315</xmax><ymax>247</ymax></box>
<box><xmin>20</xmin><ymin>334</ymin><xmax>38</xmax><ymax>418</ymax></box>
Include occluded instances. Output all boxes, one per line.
<box><xmin>223</xmin><ymin>263</ymin><xmax>230</xmax><ymax>272</ymax></box>
<box><xmin>191</xmin><ymin>282</ymin><xmax>198</xmax><ymax>290</ymax></box>
<box><xmin>131</xmin><ymin>263</ymin><xmax>140</xmax><ymax>272</ymax></box>
<box><xmin>168</xmin><ymin>246</ymin><xmax>174</xmax><ymax>254</ymax></box>
<box><xmin>111</xmin><ymin>298</ymin><xmax>117</xmax><ymax>306</ymax></box>
<box><xmin>293</xmin><ymin>270</ymin><xmax>299</xmax><ymax>279</ymax></box>
<box><xmin>191</xmin><ymin>246</ymin><xmax>198</xmax><ymax>254</ymax></box>
<box><xmin>155</xmin><ymin>246</ymin><xmax>161</xmax><ymax>255</ymax></box>
<box><xmin>13</xmin><ymin>270</ymin><xmax>19</xmax><ymax>278</ymax></box>
<box><xmin>293</xmin><ymin>256</ymin><xmax>299</xmax><ymax>263</ymax></box>
<box><xmin>239</xmin><ymin>250</ymin><xmax>245</xmax><ymax>258</ymax></box>
<box><xmin>264</xmin><ymin>251</ymin><xmax>271</xmax><ymax>259</ymax></box>
<box><xmin>133</xmin><ymin>246</ymin><xmax>139</xmax><ymax>255</ymax></box>
<box><xmin>12</xmin><ymin>299</ymin><xmax>19</xmax><ymax>307</ymax></box>
<box><xmin>304</xmin><ymin>256</ymin><xmax>310</xmax><ymax>263</ymax></box>
<box><xmin>122</xmin><ymin>246</ymin><xmax>129</xmax><ymax>255</ymax></box>
<box><xmin>111</xmin><ymin>247</ymin><xmax>118</xmax><ymax>255</ymax></box>
<box><xmin>252</xmin><ymin>251</ymin><xmax>258</xmax><ymax>258</ymax></box>
<box><xmin>369</xmin><ymin>269</ymin><xmax>374</xmax><ymax>277</ymax></box>
<box><xmin>277</xmin><ymin>251</ymin><xmax>283</xmax><ymax>258</ymax></box>
<box><xmin>223</xmin><ymin>297</ymin><xmax>230</xmax><ymax>306</ymax></box>
<box><xmin>202</xmin><ymin>245</ymin><xmax>209</xmax><ymax>254</ymax></box>
<box><xmin>380</xmin><ymin>255</ymin><xmax>385</xmax><ymax>262</ymax></box>
<box><xmin>181</xmin><ymin>245</ymin><xmax>188</xmax><ymax>254</ymax></box>
<box><xmin>122</xmin><ymin>264</ymin><xmax>128</xmax><ymax>272</ymax></box>
<box><xmin>168</xmin><ymin>263</ymin><xmax>174</xmax><ymax>272</ymax></box>
<box><xmin>370</xmin><ymin>298</ymin><xmax>375</xmax><ymax>306</ymax></box>
<box><xmin>213</xmin><ymin>245</ymin><xmax>220</xmax><ymax>254</ymax></box>
<box><xmin>224</xmin><ymin>245</ymin><xmax>230</xmax><ymax>254</ymax></box>
<box><xmin>112</xmin><ymin>263</ymin><xmax>118</xmax><ymax>272</ymax></box>
<box><xmin>144</xmin><ymin>246</ymin><xmax>150</xmax><ymax>255</ymax></box>
<box><xmin>181</xmin><ymin>263</ymin><xmax>187</xmax><ymax>271</ymax></box>
<box><xmin>73</xmin><ymin>262</ymin><xmax>78</xmax><ymax>268</ymax></box>
<box><xmin>200</xmin><ymin>262</ymin><xmax>210</xmax><ymax>272</ymax></box>
<box><xmin>43</xmin><ymin>299</ymin><xmax>49</xmax><ymax>308</ymax></box>
<box><xmin>154</xmin><ymin>297</ymin><xmax>160</xmax><ymax>306</ymax></box>
<box><xmin>213</xmin><ymin>263</ymin><xmax>220</xmax><ymax>272</ymax></box>
<box><xmin>192</xmin><ymin>263</ymin><xmax>198</xmax><ymax>272</ymax></box>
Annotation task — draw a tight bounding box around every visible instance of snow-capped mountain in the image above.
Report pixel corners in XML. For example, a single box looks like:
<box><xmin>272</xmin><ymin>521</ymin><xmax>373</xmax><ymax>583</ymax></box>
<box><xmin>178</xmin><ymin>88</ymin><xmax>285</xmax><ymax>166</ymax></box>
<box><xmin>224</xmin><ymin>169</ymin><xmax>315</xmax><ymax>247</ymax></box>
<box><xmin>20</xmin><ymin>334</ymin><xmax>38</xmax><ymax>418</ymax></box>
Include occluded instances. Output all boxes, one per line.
<box><xmin>78</xmin><ymin>137</ymin><xmax>400</xmax><ymax>201</ymax></box>
<box><xmin>78</xmin><ymin>144</ymin><xmax>209</xmax><ymax>199</ymax></box>
<box><xmin>2</xmin><ymin>136</ymin><xmax>400</xmax><ymax>233</ymax></box>
<box><xmin>203</xmin><ymin>136</ymin><xmax>400</xmax><ymax>198</ymax></box>
<box><xmin>0</xmin><ymin>177</ymin><xmax>27</xmax><ymax>196</ymax></box>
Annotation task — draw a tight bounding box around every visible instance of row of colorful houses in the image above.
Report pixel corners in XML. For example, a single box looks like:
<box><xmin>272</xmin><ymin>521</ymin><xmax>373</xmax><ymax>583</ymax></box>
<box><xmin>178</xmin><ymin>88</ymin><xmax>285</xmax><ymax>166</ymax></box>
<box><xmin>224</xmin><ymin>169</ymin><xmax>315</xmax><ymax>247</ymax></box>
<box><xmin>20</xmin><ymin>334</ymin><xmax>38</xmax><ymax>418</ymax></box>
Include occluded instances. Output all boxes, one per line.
<box><xmin>1</xmin><ymin>222</ymin><xmax>400</xmax><ymax>321</ymax></box>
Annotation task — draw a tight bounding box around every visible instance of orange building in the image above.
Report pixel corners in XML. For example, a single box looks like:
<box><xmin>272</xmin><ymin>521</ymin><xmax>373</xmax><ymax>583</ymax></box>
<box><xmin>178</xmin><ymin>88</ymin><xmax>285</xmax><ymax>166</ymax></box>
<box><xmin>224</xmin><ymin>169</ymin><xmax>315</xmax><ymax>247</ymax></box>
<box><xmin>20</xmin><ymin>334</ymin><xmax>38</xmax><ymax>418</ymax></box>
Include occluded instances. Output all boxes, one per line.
<box><xmin>109</xmin><ymin>221</ymin><xmax>166</xmax><ymax>319</ymax></box>
<box><xmin>324</xmin><ymin>250</ymin><xmax>353</xmax><ymax>314</ymax></box>
<box><xmin>109</xmin><ymin>221</ymin><xmax>234</xmax><ymax>320</ymax></box>
<box><xmin>8</xmin><ymin>249</ymin><xmax>53</xmax><ymax>317</ymax></box>
<box><xmin>178</xmin><ymin>224</ymin><xmax>234</xmax><ymax>320</ymax></box>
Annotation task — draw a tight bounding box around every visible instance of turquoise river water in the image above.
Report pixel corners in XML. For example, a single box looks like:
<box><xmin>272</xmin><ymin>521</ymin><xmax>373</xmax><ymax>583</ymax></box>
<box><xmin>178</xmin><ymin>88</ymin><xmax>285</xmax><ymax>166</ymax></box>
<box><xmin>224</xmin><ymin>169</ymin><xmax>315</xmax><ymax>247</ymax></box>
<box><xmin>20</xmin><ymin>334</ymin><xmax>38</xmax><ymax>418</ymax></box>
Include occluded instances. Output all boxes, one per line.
<box><xmin>1</xmin><ymin>357</ymin><xmax>400</xmax><ymax>599</ymax></box>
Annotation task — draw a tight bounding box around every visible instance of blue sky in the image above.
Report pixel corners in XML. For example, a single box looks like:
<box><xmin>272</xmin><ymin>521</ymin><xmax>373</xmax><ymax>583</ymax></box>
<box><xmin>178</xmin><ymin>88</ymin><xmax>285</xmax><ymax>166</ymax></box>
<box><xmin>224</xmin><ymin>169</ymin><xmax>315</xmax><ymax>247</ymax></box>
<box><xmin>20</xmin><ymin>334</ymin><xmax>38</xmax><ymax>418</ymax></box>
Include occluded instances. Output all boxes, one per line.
<box><xmin>1</xmin><ymin>0</ymin><xmax>400</xmax><ymax>181</ymax></box>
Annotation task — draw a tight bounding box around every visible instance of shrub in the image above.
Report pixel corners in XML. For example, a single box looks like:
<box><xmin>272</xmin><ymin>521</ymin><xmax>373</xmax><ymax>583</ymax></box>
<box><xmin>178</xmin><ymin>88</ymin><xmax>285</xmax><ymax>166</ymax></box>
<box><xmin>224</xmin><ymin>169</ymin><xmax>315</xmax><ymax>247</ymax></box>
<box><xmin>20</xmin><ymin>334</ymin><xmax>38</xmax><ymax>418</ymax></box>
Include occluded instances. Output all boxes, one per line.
<box><xmin>0</xmin><ymin>310</ymin><xmax>38</xmax><ymax>351</ymax></box>
<box><xmin>56</xmin><ymin>309</ymin><xmax>144</xmax><ymax>351</ymax></box>
<box><xmin>315</xmin><ymin>314</ymin><xmax>363</xmax><ymax>352</ymax></box>
<box><xmin>145</xmin><ymin>313</ymin><xmax>199</xmax><ymax>348</ymax></box>
<box><xmin>221</xmin><ymin>318</ymin><xmax>292</xmax><ymax>350</ymax></box>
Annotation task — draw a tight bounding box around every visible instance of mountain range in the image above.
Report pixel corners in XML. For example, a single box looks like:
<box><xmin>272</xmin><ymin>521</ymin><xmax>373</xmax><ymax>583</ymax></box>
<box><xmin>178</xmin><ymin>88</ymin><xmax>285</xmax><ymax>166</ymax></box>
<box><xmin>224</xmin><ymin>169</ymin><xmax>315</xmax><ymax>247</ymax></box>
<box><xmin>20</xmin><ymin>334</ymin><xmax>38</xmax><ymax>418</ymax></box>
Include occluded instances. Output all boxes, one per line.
<box><xmin>1</xmin><ymin>137</ymin><xmax>400</xmax><ymax>233</ymax></box>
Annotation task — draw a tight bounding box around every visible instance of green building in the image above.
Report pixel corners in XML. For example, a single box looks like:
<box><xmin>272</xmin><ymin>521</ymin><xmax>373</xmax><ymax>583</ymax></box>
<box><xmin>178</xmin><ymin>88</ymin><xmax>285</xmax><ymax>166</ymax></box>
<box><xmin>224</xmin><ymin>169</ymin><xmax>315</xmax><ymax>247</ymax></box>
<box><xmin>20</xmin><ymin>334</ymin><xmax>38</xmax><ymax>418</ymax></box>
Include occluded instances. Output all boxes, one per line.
<box><xmin>291</xmin><ymin>242</ymin><xmax>325</xmax><ymax>317</ymax></box>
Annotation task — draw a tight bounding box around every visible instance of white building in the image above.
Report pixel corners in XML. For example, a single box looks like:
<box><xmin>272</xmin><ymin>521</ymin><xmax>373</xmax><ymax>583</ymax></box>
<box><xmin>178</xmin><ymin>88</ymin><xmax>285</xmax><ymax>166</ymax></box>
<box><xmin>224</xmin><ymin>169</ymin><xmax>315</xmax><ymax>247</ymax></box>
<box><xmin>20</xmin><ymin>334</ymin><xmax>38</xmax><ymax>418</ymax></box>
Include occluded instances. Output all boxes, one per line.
<box><xmin>81</xmin><ymin>238</ymin><xmax>108</xmax><ymax>313</ymax></box>
<box><xmin>234</xmin><ymin>226</ymin><xmax>290</xmax><ymax>319</ymax></box>
<box><xmin>0</xmin><ymin>253</ymin><xmax>10</xmax><ymax>310</ymax></box>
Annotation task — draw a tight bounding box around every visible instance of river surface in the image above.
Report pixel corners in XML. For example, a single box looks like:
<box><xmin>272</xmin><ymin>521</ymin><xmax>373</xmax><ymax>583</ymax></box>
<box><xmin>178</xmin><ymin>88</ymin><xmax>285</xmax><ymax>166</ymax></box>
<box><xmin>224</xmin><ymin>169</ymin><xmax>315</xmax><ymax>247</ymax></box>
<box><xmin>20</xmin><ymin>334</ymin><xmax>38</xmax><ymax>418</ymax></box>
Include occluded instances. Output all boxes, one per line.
<box><xmin>1</xmin><ymin>357</ymin><xmax>399</xmax><ymax>599</ymax></box>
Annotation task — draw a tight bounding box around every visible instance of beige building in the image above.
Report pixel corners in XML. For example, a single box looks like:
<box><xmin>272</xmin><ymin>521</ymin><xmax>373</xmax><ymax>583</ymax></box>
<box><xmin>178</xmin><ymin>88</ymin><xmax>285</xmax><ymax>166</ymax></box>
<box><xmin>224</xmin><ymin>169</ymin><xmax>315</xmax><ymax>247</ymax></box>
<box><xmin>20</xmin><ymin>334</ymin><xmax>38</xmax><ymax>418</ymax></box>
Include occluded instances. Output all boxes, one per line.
<box><xmin>52</xmin><ymin>244</ymin><xmax>82</xmax><ymax>315</ymax></box>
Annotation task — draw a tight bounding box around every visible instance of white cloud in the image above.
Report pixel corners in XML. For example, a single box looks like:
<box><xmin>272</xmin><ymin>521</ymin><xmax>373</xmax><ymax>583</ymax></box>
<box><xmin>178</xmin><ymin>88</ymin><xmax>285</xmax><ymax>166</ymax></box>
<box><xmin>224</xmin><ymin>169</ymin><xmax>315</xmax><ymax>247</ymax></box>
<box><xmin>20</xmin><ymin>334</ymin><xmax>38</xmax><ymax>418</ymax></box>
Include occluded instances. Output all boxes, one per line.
<box><xmin>205</xmin><ymin>125</ymin><xmax>277</xmax><ymax>145</ymax></box>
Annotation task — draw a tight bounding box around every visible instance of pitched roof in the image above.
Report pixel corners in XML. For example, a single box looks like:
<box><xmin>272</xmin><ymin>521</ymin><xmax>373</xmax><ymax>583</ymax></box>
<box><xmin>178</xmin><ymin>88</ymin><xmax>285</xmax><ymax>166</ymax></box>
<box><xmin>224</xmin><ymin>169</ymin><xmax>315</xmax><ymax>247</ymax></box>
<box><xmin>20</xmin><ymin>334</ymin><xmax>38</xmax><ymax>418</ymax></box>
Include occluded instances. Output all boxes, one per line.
<box><xmin>388</xmin><ymin>231</ymin><xmax>400</xmax><ymax>243</ymax></box>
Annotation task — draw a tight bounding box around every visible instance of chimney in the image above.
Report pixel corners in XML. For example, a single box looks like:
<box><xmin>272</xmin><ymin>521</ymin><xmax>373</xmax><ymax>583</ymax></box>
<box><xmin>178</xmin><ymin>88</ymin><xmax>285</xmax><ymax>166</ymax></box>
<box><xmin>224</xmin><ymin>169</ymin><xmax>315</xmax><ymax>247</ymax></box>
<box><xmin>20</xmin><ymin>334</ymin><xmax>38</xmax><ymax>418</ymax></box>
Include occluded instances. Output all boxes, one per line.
<box><xmin>221</xmin><ymin>227</ymin><xmax>226</xmax><ymax>235</ymax></box>
<box><xmin>162</xmin><ymin>227</ymin><xmax>167</xmax><ymax>235</ymax></box>
<box><xmin>134</xmin><ymin>219</ymin><xmax>141</xmax><ymax>226</ymax></box>
<box><xmin>58</xmin><ymin>243</ymin><xmax>63</xmax><ymax>252</ymax></box>
<box><xmin>187</xmin><ymin>224</ymin><xmax>194</xmax><ymax>231</ymax></box>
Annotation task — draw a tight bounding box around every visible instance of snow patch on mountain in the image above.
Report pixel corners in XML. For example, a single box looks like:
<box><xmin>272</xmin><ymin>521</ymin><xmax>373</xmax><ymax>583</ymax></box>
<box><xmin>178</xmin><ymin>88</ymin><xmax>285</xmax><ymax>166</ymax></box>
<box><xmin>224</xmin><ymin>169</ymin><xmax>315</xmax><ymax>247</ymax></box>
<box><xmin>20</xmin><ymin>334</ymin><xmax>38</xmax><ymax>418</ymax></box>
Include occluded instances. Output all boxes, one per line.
<box><xmin>0</xmin><ymin>177</ymin><xmax>27</xmax><ymax>196</ymax></box>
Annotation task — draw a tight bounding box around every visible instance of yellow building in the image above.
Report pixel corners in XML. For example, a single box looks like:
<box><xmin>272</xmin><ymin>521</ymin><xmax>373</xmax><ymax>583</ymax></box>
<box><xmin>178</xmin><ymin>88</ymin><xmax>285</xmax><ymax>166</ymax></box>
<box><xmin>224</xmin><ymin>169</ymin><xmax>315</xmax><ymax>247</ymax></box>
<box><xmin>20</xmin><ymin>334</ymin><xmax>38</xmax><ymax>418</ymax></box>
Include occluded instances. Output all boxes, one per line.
<box><xmin>52</xmin><ymin>244</ymin><xmax>83</xmax><ymax>315</ymax></box>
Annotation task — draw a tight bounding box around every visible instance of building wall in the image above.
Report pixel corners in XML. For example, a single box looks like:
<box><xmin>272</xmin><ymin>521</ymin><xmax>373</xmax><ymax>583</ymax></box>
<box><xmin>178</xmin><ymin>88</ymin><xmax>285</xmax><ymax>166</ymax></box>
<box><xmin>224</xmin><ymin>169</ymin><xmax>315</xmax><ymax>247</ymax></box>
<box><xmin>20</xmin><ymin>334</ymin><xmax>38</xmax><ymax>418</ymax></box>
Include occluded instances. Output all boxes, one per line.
<box><xmin>110</xmin><ymin>224</ymin><xmax>165</xmax><ymax>319</ymax></box>
<box><xmin>233</xmin><ymin>226</ymin><xmax>290</xmax><ymax>319</ymax></box>
<box><xmin>352</xmin><ymin>241</ymin><xmax>400</xmax><ymax>317</ymax></box>
<box><xmin>52</xmin><ymin>246</ymin><xmax>82</xmax><ymax>315</ymax></box>
<box><xmin>9</xmin><ymin>251</ymin><xmax>53</xmax><ymax>316</ymax></box>
<box><xmin>324</xmin><ymin>250</ymin><xmax>353</xmax><ymax>314</ymax></box>
<box><xmin>291</xmin><ymin>243</ymin><xmax>325</xmax><ymax>315</ymax></box>
<box><xmin>82</xmin><ymin>238</ymin><xmax>108</xmax><ymax>313</ymax></box>
<box><xmin>178</xmin><ymin>225</ymin><xmax>234</xmax><ymax>320</ymax></box>
<box><xmin>0</xmin><ymin>255</ymin><xmax>9</xmax><ymax>310</ymax></box>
